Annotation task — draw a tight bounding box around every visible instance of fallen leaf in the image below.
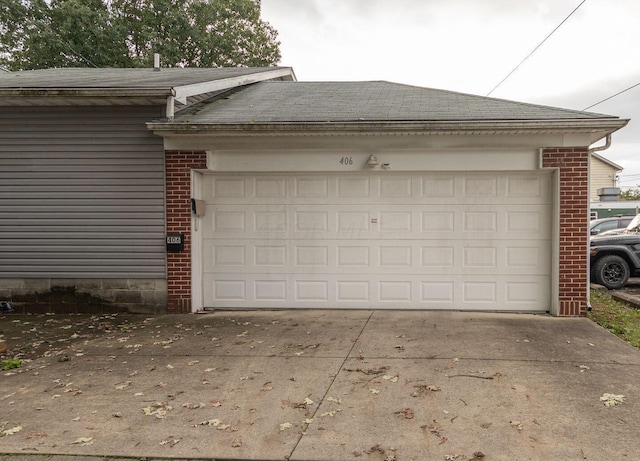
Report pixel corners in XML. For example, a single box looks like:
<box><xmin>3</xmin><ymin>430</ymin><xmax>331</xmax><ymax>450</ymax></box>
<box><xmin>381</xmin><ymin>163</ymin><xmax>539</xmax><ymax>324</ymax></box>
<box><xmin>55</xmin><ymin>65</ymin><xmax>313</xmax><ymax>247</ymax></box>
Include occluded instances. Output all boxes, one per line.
<box><xmin>303</xmin><ymin>418</ymin><xmax>314</xmax><ymax>424</ymax></box>
<box><xmin>201</xmin><ymin>419</ymin><xmax>221</xmax><ymax>427</ymax></box>
<box><xmin>71</xmin><ymin>436</ymin><xmax>94</xmax><ymax>446</ymax></box>
<box><xmin>343</xmin><ymin>365</ymin><xmax>388</xmax><ymax>375</ymax></box>
<box><xmin>143</xmin><ymin>402</ymin><xmax>173</xmax><ymax>418</ymax></box>
<box><xmin>304</xmin><ymin>397</ymin><xmax>314</xmax><ymax>405</ymax></box>
<box><xmin>510</xmin><ymin>420</ymin><xmax>523</xmax><ymax>431</ymax></box>
<box><xmin>279</xmin><ymin>422</ymin><xmax>293</xmax><ymax>431</ymax></box>
<box><xmin>383</xmin><ymin>375</ymin><xmax>399</xmax><ymax>382</ymax></box>
<box><xmin>394</xmin><ymin>408</ymin><xmax>414</xmax><ymax>419</ymax></box>
<box><xmin>1</xmin><ymin>426</ymin><xmax>23</xmax><ymax>436</ymax></box>
<box><xmin>327</xmin><ymin>396</ymin><xmax>342</xmax><ymax>404</ymax></box>
<box><xmin>200</xmin><ymin>419</ymin><xmax>231</xmax><ymax>430</ymax></box>
<box><xmin>369</xmin><ymin>388</ymin><xmax>380</xmax><ymax>394</ymax></box>
<box><xmin>231</xmin><ymin>438</ymin><xmax>242</xmax><ymax>448</ymax></box>
<box><xmin>159</xmin><ymin>436</ymin><xmax>180</xmax><ymax>447</ymax></box>
<box><xmin>600</xmin><ymin>393</ymin><xmax>625</xmax><ymax>406</ymax></box>
<box><xmin>182</xmin><ymin>402</ymin><xmax>206</xmax><ymax>409</ymax></box>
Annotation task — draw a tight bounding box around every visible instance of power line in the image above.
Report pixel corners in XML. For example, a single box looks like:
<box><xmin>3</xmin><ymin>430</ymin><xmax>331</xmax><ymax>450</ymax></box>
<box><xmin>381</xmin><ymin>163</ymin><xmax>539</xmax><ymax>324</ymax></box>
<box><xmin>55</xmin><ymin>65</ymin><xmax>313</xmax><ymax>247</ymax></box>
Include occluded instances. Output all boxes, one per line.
<box><xmin>486</xmin><ymin>0</ymin><xmax>587</xmax><ymax>97</ymax></box>
<box><xmin>583</xmin><ymin>81</ymin><xmax>640</xmax><ymax>110</ymax></box>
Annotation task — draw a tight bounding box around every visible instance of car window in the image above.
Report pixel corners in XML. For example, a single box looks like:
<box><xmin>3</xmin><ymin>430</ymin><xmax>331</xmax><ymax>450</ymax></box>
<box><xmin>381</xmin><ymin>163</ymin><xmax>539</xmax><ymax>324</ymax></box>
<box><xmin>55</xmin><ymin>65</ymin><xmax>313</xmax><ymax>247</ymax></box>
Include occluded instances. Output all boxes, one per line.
<box><xmin>592</xmin><ymin>221</ymin><xmax>619</xmax><ymax>234</ymax></box>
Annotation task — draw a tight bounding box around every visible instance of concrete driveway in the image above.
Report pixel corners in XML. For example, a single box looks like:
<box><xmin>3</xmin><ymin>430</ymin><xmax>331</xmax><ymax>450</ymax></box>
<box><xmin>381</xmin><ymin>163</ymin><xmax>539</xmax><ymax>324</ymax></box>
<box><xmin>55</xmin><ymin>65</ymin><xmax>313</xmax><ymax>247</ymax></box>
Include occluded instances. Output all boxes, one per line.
<box><xmin>1</xmin><ymin>310</ymin><xmax>639</xmax><ymax>461</ymax></box>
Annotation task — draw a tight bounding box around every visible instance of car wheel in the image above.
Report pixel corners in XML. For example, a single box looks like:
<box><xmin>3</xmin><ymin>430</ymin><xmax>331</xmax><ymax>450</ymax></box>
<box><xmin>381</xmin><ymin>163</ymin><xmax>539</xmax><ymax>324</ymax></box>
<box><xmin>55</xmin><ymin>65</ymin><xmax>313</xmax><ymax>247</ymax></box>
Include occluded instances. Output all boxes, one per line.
<box><xmin>592</xmin><ymin>255</ymin><xmax>630</xmax><ymax>289</ymax></box>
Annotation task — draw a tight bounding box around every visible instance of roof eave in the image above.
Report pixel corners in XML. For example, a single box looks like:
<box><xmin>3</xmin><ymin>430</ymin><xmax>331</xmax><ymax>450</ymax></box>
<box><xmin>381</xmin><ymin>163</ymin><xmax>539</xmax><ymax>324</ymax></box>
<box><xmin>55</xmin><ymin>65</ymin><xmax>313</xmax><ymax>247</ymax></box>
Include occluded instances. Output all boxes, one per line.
<box><xmin>148</xmin><ymin>118</ymin><xmax>629</xmax><ymax>137</ymax></box>
<box><xmin>0</xmin><ymin>88</ymin><xmax>174</xmax><ymax>98</ymax></box>
<box><xmin>172</xmin><ymin>67</ymin><xmax>295</xmax><ymax>104</ymax></box>
<box><xmin>591</xmin><ymin>151</ymin><xmax>624</xmax><ymax>171</ymax></box>
<box><xmin>0</xmin><ymin>88</ymin><xmax>173</xmax><ymax>106</ymax></box>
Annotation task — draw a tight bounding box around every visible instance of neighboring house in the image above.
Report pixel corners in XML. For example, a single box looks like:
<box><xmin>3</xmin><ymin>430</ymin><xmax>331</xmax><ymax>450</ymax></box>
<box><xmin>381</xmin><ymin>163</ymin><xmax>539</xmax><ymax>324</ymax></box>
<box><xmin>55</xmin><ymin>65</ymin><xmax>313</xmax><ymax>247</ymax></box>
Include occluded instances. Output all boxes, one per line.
<box><xmin>0</xmin><ymin>69</ymin><xmax>629</xmax><ymax>316</ymax></box>
<box><xmin>590</xmin><ymin>152</ymin><xmax>622</xmax><ymax>202</ymax></box>
<box><xmin>0</xmin><ymin>67</ymin><xmax>295</xmax><ymax>314</ymax></box>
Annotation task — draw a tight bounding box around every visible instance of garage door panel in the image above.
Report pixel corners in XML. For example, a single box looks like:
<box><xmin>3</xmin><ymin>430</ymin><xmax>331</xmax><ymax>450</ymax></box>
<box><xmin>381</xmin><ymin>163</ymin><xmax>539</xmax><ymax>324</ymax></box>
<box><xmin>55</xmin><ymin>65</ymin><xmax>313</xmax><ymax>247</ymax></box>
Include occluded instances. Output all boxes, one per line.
<box><xmin>201</xmin><ymin>172</ymin><xmax>552</xmax><ymax>311</ymax></box>
<box><xmin>205</xmin><ymin>239</ymin><xmax>550</xmax><ymax>277</ymax></box>
<box><xmin>203</xmin><ymin>274</ymin><xmax>549</xmax><ymax>311</ymax></box>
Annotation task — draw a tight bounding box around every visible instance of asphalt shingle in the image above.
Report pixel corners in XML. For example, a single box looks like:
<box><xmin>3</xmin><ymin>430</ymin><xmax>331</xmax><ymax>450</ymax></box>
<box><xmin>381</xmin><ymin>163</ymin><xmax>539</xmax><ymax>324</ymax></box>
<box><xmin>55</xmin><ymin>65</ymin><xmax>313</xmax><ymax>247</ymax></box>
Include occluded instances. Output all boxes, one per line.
<box><xmin>175</xmin><ymin>81</ymin><xmax>615</xmax><ymax>123</ymax></box>
<box><xmin>0</xmin><ymin>67</ymin><xmax>291</xmax><ymax>89</ymax></box>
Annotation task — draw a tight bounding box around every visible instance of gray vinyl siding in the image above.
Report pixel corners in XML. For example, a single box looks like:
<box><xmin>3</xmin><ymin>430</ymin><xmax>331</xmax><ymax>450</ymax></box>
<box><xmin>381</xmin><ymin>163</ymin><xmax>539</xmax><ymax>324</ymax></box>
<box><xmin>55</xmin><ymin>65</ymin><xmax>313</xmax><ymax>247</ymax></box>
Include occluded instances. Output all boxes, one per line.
<box><xmin>0</xmin><ymin>106</ymin><xmax>166</xmax><ymax>278</ymax></box>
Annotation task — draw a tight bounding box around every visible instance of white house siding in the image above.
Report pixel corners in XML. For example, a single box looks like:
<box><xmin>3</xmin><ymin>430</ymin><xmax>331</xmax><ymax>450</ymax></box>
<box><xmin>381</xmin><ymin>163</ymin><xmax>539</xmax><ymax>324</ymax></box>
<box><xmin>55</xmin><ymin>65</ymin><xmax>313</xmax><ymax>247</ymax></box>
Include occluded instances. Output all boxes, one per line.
<box><xmin>0</xmin><ymin>106</ymin><xmax>167</xmax><ymax>312</ymax></box>
<box><xmin>590</xmin><ymin>156</ymin><xmax>618</xmax><ymax>202</ymax></box>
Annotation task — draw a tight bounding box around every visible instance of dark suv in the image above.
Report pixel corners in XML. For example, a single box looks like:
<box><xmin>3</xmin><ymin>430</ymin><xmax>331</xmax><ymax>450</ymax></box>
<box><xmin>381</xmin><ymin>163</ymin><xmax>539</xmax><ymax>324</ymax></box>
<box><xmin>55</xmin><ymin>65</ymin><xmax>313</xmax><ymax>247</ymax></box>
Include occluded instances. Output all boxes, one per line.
<box><xmin>590</xmin><ymin>214</ymin><xmax>640</xmax><ymax>289</ymax></box>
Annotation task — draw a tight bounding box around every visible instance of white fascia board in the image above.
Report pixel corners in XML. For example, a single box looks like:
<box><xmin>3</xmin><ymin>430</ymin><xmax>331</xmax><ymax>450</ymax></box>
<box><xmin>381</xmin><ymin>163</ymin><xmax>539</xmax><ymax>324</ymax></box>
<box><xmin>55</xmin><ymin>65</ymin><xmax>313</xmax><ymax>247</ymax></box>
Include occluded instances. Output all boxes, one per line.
<box><xmin>149</xmin><ymin>118</ymin><xmax>629</xmax><ymax>139</ymax></box>
<box><xmin>172</xmin><ymin>68</ymin><xmax>295</xmax><ymax>104</ymax></box>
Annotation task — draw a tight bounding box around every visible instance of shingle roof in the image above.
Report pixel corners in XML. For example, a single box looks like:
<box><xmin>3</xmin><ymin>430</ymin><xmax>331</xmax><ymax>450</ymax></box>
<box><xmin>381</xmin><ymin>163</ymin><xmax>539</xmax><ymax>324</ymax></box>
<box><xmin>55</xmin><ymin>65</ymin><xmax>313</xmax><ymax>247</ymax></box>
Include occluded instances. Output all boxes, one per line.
<box><xmin>0</xmin><ymin>67</ymin><xmax>292</xmax><ymax>89</ymax></box>
<box><xmin>174</xmin><ymin>81</ymin><xmax>615</xmax><ymax>123</ymax></box>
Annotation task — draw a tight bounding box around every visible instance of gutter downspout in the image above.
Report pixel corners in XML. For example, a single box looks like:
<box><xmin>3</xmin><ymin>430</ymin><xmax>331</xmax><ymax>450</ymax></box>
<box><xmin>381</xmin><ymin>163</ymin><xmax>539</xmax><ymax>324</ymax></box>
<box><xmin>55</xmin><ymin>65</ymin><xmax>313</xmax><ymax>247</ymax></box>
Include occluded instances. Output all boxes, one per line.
<box><xmin>586</xmin><ymin>134</ymin><xmax>612</xmax><ymax>312</ymax></box>
<box><xmin>166</xmin><ymin>89</ymin><xmax>176</xmax><ymax>120</ymax></box>
<box><xmin>588</xmin><ymin>134</ymin><xmax>612</xmax><ymax>155</ymax></box>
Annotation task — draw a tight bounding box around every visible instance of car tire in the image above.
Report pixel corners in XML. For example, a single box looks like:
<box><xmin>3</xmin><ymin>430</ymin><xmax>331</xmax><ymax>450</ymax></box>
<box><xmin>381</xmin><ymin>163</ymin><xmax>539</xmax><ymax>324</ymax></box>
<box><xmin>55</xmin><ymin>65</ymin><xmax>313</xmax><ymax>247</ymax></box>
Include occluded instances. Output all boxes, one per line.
<box><xmin>592</xmin><ymin>255</ymin><xmax>630</xmax><ymax>289</ymax></box>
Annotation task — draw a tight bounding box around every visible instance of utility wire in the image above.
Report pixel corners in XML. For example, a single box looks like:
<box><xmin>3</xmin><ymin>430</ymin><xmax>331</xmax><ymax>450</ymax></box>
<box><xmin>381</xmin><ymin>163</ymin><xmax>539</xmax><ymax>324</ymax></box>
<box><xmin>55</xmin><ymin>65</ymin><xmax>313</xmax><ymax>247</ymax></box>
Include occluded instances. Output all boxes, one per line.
<box><xmin>583</xmin><ymin>81</ymin><xmax>640</xmax><ymax>110</ymax></box>
<box><xmin>486</xmin><ymin>0</ymin><xmax>587</xmax><ymax>97</ymax></box>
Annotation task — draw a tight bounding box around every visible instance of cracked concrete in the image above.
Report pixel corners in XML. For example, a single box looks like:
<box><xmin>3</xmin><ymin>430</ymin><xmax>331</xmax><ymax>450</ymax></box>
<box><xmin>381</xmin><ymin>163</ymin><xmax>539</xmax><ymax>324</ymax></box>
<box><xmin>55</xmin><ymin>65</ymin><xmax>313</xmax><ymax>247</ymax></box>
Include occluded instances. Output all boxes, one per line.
<box><xmin>1</xmin><ymin>310</ymin><xmax>639</xmax><ymax>461</ymax></box>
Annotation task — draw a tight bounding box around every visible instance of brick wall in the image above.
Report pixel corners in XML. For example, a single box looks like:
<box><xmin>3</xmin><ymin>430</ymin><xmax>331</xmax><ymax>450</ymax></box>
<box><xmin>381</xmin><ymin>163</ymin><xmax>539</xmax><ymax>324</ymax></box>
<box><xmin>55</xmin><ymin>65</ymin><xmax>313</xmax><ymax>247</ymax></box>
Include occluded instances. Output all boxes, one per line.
<box><xmin>165</xmin><ymin>151</ymin><xmax>207</xmax><ymax>313</ymax></box>
<box><xmin>542</xmin><ymin>147</ymin><xmax>590</xmax><ymax>316</ymax></box>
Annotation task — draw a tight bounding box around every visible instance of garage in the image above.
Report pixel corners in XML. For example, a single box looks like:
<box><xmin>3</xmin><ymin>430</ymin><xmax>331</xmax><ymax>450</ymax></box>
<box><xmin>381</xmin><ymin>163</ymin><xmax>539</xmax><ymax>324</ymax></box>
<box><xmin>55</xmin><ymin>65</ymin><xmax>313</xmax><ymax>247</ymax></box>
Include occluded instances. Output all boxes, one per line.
<box><xmin>198</xmin><ymin>170</ymin><xmax>552</xmax><ymax>311</ymax></box>
<box><xmin>150</xmin><ymin>80</ymin><xmax>628</xmax><ymax>315</ymax></box>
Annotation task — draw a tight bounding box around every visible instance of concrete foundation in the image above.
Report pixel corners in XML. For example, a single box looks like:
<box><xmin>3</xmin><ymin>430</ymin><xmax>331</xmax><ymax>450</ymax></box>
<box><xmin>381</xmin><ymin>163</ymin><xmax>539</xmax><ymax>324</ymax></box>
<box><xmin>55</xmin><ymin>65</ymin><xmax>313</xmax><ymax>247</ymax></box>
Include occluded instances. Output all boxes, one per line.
<box><xmin>0</xmin><ymin>278</ymin><xmax>167</xmax><ymax>315</ymax></box>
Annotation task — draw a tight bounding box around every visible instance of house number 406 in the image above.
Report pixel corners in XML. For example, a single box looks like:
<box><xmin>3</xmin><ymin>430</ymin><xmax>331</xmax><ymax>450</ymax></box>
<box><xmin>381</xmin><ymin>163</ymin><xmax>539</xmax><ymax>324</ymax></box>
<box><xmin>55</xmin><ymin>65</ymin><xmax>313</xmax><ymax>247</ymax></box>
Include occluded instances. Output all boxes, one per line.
<box><xmin>339</xmin><ymin>156</ymin><xmax>353</xmax><ymax>165</ymax></box>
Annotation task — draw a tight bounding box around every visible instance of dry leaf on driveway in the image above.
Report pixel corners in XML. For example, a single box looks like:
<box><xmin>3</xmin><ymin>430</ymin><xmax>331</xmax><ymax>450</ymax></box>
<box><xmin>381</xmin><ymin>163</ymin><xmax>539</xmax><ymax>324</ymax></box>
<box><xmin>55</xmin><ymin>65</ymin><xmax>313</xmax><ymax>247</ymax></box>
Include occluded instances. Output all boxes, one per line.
<box><xmin>600</xmin><ymin>393</ymin><xmax>625</xmax><ymax>406</ymax></box>
<box><xmin>71</xmin><ymin>436</ymin><xmax>93</xmax><ymax>446</ymax></box>
<box><xmin>279</xmin><ymin>422</ymin><xmax>293</xmax><ymax>431</ymax></box>
<box><xmin>1</xmin><ymin>426</ymin><xmax>22</xmax><ymax>436</ymax></box>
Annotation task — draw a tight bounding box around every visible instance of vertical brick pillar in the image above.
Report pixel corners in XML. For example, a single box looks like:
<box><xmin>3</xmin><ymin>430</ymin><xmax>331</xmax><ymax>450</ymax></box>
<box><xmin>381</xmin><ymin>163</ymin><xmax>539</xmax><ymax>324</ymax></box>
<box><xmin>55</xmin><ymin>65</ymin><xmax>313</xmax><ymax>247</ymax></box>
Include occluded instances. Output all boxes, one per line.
<box><xmin>165</xmin><ymin>151</ymin><xmax>207</xmax><ymax>313</ymax></box>
<box><xmin>542</xmin><ymin>147</ymin><xmax>589</xmax><ymax>316</ymax></box>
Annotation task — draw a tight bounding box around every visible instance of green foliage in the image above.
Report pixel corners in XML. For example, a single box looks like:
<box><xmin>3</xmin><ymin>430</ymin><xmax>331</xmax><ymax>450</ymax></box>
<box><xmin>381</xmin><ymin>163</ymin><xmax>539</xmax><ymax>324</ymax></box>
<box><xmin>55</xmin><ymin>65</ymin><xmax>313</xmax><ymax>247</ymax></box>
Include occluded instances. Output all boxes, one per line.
<box><xmin>0</xmin><ymin>0</ymin><xmax>280</xmax><ymax>70</ymax></box>
<box><xmin>589</xmin><ymin>289</ymin><xmax>640</xmax><ymax>350</ymax></box>
<box><xmin>2</xmin><ymin>359</ymin><xmax>21</xmax><ymax>370</ymax></box>
<box><xmin>618</xmin><ymin>188</ymin><xmax>640</xmax><ymax>201</ymax></box>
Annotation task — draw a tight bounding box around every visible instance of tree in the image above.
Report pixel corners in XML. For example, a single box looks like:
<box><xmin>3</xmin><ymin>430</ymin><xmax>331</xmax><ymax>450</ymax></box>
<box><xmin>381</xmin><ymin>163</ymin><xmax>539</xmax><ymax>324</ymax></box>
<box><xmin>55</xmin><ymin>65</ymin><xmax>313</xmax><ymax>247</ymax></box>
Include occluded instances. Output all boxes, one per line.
<box><xmin>0</xmin><ymin>0</ymin><xmax>280</xmax><ymax>70</ymax></box>
<box><xmin>619</xmin><ymin>188</ymin><xmax>640</xmax><ymax>201</ymax></box>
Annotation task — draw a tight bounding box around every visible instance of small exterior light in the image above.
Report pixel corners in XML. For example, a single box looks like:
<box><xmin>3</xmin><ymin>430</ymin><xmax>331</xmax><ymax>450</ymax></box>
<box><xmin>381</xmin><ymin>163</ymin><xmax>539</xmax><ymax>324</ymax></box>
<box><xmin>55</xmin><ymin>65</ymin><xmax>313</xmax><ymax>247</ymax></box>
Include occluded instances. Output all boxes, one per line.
<box><xmin>366</xmin><ymin>155</ymin><xmax>378</xmax><ymax>167</ymax></box>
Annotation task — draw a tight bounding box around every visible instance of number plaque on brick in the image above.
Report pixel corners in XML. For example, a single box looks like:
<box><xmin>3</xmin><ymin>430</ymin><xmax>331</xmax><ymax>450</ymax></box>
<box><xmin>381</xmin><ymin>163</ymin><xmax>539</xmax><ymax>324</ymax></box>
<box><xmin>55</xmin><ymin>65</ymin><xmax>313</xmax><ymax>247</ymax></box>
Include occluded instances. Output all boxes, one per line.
<box><xmin>166</xmin><ymin>233</ymin><xmax>184</xmax><ymax>252</ymax></box>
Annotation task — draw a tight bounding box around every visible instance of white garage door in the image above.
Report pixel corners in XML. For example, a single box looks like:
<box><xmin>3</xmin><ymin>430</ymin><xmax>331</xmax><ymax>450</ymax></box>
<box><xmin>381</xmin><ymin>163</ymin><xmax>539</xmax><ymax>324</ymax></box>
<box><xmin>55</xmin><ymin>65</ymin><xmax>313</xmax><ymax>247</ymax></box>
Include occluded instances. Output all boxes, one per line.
<box><xmin>200</xmin><ymin>172</ymin><xmax>551</xmax><ymax>311</ymax></box>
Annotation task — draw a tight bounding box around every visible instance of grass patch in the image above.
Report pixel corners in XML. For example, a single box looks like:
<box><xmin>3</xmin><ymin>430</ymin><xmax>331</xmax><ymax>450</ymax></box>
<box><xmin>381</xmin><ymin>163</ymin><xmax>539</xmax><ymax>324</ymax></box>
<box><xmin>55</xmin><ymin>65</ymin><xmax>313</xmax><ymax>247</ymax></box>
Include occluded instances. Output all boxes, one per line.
<box><xmin>2</xmin><ymin>359</ymin><xmax>21</xmax><ymax>370</ymax></box>
<box><xmin>589</xmin><ymin>289</ymin><xmax>640</xmax><ymax>350</ymax></box>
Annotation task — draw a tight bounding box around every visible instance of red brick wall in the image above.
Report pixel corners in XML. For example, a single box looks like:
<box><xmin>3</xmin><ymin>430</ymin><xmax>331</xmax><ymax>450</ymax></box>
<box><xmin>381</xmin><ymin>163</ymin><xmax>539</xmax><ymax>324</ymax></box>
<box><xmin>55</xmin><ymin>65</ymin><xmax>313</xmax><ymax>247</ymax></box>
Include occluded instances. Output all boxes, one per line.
<box><xmin>542</xmin><ymin>147</ymin><xmax>590</xmax><ymax>316</ymax></box>
<box><xmin>165</xmin><ymin>151</ymin><xmax>207</xmax><ymax>313</ymax></box>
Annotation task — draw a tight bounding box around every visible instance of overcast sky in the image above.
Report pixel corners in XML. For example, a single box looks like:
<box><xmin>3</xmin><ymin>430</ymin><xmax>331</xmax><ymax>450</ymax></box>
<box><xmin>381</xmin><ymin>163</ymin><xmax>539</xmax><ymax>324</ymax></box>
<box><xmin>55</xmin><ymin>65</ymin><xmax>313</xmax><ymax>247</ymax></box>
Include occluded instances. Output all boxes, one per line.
<box><xmin>261</xmin><ymin>0</ymin><xmax>640</xmax><ymax>189</ymax></box>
